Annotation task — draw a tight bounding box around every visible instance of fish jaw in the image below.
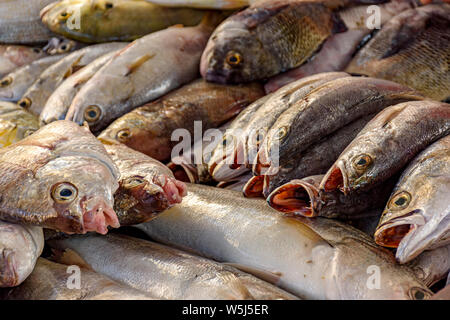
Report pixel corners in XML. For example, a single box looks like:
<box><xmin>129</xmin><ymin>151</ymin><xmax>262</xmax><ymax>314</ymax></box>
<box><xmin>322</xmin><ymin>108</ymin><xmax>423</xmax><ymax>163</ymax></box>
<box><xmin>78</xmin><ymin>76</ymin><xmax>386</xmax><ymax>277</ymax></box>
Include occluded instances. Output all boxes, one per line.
<box><xmin>81</xmin><ymin>197</ymin><xmax>120</xmax><ymax>235</ymax></box>
<box><xmin>243</xmin><ymin>175</ymin><xmax>264</xmax><ymax>198</ymax></box>
<box><xmin>320</xmin><ymin>161</ymin><xmax>349</xmax><ymax>194</ymax></box>
<box><xmin>0</xmin><ymin>249</ymin><xmax>18</xmax><ymax>287</ymax></box>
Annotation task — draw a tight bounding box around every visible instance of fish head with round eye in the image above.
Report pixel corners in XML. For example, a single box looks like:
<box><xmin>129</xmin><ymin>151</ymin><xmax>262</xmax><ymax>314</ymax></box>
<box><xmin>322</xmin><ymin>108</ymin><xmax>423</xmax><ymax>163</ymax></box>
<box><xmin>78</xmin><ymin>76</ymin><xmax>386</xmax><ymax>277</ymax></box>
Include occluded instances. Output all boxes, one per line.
<box><xmin>17</xmin><ymin>97</ymin><xmax>32</xmax><ymax>109</ymax></box>
<box><xmin>0</xmin><ymin>76</ymin><xmax>12</xmax><ymax>88</ymax></box>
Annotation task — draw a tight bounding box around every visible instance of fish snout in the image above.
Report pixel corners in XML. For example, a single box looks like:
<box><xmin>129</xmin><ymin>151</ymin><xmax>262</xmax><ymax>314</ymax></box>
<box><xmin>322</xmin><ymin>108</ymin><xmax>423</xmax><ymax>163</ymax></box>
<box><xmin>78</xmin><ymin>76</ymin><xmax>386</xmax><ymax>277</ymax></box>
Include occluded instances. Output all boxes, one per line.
<box><xmin>320</xmin><ymin>161</ymin><xmax>349</xmax><ymax>194</ymax></box>
<box><xmin>158</xmin><ymin>176</ymin><xmax>187</xmax><ymax>206</ymax></box>
<box><xmin>82</xmin><ymin>197</ymin><xmax>119</xmax><ymax>235</ymax></box>
<box><xmin>0</xmin><ymin>249</ymin><xmax>19</xmax><ymax>288</ymax></box>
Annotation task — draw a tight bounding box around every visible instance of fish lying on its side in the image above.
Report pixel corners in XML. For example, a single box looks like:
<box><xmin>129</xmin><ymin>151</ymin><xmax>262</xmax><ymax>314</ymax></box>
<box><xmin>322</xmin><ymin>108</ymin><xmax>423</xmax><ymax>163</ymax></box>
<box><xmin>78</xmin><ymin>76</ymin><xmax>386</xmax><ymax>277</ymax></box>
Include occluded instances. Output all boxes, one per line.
<box><xmin>0</xmin><ymin>220</ymin><xmax>44</xmax><ymax>288</ymax></box>
<box><xmin>0</xmin><ymin>102</ymin><xmax>40</xmax><ymax>148</ymax></box>
<box><xmin>407</xmin><ymin>245</ymin><xmax>450</xmax><ymax>287</ymax></box>
<box><xmin>48</xmin><ymin>233</ymin><xmax>298</xmax><ymax>300</ymax></box>
<box><xmin>144</xmin><ymin>0</ymin><xmax>249</xmax><ymax>9</ymax></box>
<box><xmin>137</xmin><ymin>183</ymin><xmax>432</xmax><ymax>300</ymax></box>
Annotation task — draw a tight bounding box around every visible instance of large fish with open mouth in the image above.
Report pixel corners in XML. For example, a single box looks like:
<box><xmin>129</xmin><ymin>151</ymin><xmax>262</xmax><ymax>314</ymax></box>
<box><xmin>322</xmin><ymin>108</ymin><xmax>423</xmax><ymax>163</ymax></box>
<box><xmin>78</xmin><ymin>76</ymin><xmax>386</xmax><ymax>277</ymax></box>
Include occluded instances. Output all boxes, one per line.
<box><xmin>0</xmin><ymin>120</ymin><xmax>120</xmax><ymax>235</ymax></box>
<box><xmin>346</xmin><ymin>4</ymin><xmax>450</xmax><ymax>101</ymax></box>
<box><xmin>65</xmin><ymin>14</ymin><xmax>225</xmax><ymax>133</ymax></box>
<box><xmin>48</xmin><ymin>233</ymin><xmax>298</xmax><ymax>300</ymax></box>
<box><xmin>98</xmin><ymin>79</ymin><xmax>264</xmax><ymax>161</ymax></box>
<box><xmin>0</xmin><ymin>258</ymin><xmax>156</xmax><ymax>300</ymax></box>
<box><xmin>137</xmin><ymin>183</ymin><xmax>432</xmax><ymax>300</ymax></box>
<box><xmin>374</xmin><ymin>134</ymin><xmax>450</xmax><ymax>263</ymax></box>
<box><xmin>321</xmin><ymin>101</ymin><xmax>450</xmax><ymax>196</ymax></box>
<box><xmin>101</xmin><ymin>141</ymin><xmax>187</xmax><ymax>226</ymax></box>
<box><xmin>18</xmin><ymin>42</ymin><xmax>127</xmax><ymax>117</ymax></box>
<box><xmin>0</xmin><ymin>221</ymin><xmax>44</xmax><ymax>288</ymax></box>
<box><xmin>0</xmin><ymin>45</ymin><xmax>47</xmax><ymax>78</ymax></box>
<box><xmin>0</xmin><ymin>102</ymin><xmax>40</xmax><ymax>148</ymax></box>
<box><xmin>407</xmin><ymin>245</ymin><xmax>450</xmax><ymax>287</ymax></box>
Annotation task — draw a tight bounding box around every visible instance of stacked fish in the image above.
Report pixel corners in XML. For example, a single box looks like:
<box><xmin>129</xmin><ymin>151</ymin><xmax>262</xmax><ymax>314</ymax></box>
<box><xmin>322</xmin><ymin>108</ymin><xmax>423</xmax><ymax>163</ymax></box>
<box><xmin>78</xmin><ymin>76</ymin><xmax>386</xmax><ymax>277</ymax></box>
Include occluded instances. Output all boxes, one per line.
<box><xmin>0</xmin><ymin>0</ymin><xmax>449</xmax><ymax>300</ymax></box>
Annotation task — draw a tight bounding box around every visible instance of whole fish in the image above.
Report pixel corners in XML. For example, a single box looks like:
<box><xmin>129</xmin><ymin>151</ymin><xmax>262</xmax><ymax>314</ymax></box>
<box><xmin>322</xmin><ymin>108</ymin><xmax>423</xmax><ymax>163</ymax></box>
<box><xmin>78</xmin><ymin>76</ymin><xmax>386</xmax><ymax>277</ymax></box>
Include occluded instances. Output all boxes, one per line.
<box><xmin>407</xmin><ymin>245</ymin><xmax>450</xmax><ymax>287</ymax></box>
<box><xmin>0</xmin><ymin>0</ymin><xmax>55</xmax><ymax>44</ymax></box>
<box><xmin>40</xmin><ymin>50</ymin><xmax>120</xmax><ymax>125</ymax></box>
<box><xmin>145</xmin><ymin>0</ymin><xmax>249</xmax><ymax>9</ymax></box>
<box><xmin>18</xmin><ymin>42</ymin><xmax>127</xmax><ymax>117</ymax></box>
<box><xmin>98</xmin><ymin>79</ymin><xmax>264</xmax><ymax>161</ymax></box>
<box><xmin>200</xmin><ymin>0</ymin><xmax>388</xmax><ymax>83</ymax></box>
<box><xmin>374</xmin><ymin>134</ymin><xmax>450</xmax><ymax>263</ymax></box>
<box><xmin>102</xmin><ymin>141</ymin><xmax>187</xmax><ymax>226</ymax></box>
<box><xmin>41</xmin><ymin>0</ymin><xmax>208</xmax><ymax>43</ymax></box>
<box><xmin>346</xmin><ymin>4</ymin><xmax>450</xmax><ymax>101</ymax></box>
<box><xmin>0</xmin><ymin>221</ymin><xmax>44</xmax><ymax>288</ymax></box>
<box><xmin>0</xmin><ymin>45</ymin><xmax>46</xmax><ymax>78</ymax></box>
<box><xmin>0</xmin><ymin>258</ymin><xmax>155</xmax><ymax>300</ymax></box>
<box><xmin>258</xmin><ymin>77</ymin><xmax>424</xmax><ymax>173</ymax></box>
<box><xmin>49</xmin><ymin>233</ymin><xmax>298</xmax><ymax>300</ymax></box>
<box><xmin>0</xmin><ymin>121</ymin><xmax>120</xmax><ymax>235</ymax></box>
<box><xmin>137</xmin><ymin>183</ymin><xmax>432</xmax><ymax>300</ymax></box>
<box><xmin>66</xmin><ymin>15</ymin><xmax>224</xmax><ymax>133</ymax></box>
<box><xmin>0</xmin><ymin>102</ymin><xmax>40</xmax><ymax>148</ymax></box>
<box><xmin>321</xmin><ymin>101</ymin><xmax>450</xmax><ymax>196</ymax></box>
<box><xmin>0</xmin><ymin>54</ymin><xmax>67</xmax><ymax>102</ymax></box>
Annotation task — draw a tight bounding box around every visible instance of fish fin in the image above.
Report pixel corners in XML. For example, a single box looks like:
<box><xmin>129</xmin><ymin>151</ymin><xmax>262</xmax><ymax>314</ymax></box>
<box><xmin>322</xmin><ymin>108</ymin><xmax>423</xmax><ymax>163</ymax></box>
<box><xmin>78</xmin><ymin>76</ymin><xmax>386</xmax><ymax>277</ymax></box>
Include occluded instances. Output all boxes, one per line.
<box><xmin>125</xmin><ymin>54</ymin><xmax>155</xmax><ymax>77</ymax></box>
<box><xmin>169</xmin><ymin>24</ymin><xmax>184</xmax><ymax>29</ymax></box>
<box><xmin>223</xmin><ymin>263</ymin><xmax>282</xmax><ymax>285</ymax></box>
<box><xmin>51</xmin><ymin>248</ymin><xmax>94</xmax><ymax>271</ymax></box>
<box><xmin>331</xmin><ymin>12</ymin><xmax>347</xmax><ymax>34</ymax></box>
<box><xmin>63</xmin><ymin>55</ymin><xmax>84</xmax><ymax>79</ymax></box>
<box><xmin>97</xmin><ymin>137</ymin><xmax>120</xmax><ymax>146</ymax></box>
<box><xmin>243</xmin><ymin>3</ymin><xmax>290</xmax><ymax>29</ymax></box>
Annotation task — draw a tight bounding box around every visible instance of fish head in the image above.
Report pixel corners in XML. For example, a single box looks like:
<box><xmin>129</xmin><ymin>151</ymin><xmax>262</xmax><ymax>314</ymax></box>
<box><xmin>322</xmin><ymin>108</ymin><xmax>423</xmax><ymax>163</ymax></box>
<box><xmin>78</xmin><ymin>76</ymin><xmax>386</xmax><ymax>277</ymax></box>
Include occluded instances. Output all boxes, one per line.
<box><xmin>0</xmin><ymin>75</ymin><xmax>16</xmax><ymax>101</ymax></box>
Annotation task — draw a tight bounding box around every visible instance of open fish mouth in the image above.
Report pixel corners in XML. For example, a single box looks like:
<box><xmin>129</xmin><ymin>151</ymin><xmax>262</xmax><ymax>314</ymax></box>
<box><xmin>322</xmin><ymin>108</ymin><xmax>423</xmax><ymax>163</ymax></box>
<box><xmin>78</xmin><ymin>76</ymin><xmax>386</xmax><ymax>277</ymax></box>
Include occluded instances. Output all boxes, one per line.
<box><xmin>321</xmin><ymin>161</ymin><xmax>349</xmax><ymax>194</ymax></box>
<box><xmin>243</xmin><ymin>175</ymin><xmax>265</xmax><ymax>198</ymax></box>
<box><xmin>167</xmin><ymin>159</ymin><xmax>199</xmax><ymax>183</ymax></box>
<box><xmin>82</xmin><ymin>198</ymin><xmax>120</xmax><ymax>235</ymax></box>
<box><xmin>0</xmin><ymin>249</ymin><xmax>19</xmax><ymax>287</ymax></box>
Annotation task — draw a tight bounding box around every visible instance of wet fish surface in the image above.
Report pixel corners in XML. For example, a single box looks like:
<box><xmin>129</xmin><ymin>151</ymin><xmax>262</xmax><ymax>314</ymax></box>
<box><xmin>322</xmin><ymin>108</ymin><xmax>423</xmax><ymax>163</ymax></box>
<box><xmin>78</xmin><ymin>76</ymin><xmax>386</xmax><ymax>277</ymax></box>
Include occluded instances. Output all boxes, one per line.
<box><xmin>0</xmin><ymin>102</ymin><xmax>40</xmax><ymax>148</ymax></box>
<box><xmin>407</xmin><ymin>245</ymin><xmax>450</xmax><ymax>287</ymax></box>
<box><xmin>0</xmin><ymin>45</ymin><xmax>47</xmax><ymax>78</ymax></box>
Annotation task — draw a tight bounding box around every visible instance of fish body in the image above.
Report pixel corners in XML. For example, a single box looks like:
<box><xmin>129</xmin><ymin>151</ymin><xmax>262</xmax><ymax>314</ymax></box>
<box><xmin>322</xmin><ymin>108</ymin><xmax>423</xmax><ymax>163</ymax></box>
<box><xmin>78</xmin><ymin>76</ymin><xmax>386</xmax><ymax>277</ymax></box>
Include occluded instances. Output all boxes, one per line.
<box><xmin>0</xmin><ymin>102</ymin><xmax>40</xmax><ymax>148</ymax></box>
<box><xmin>407</xmin><ymin>245</ymin><xmax>450</xmax><ymax>287</ymax></box>
<box><xmin>144</xmin><ymin>0</ymin><xmax>249</xmax><ymax>9</ymax></box>
<box><xmin>0</xmin><ymin>45</ymin><xmax>47</xmax><ymax>78</ymax></box>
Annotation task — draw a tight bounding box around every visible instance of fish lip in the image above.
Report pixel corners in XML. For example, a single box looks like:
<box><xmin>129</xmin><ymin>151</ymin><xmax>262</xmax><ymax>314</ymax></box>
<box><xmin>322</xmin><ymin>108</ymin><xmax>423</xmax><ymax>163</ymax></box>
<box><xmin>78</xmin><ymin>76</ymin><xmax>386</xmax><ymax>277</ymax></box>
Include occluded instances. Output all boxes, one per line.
<box><xmin>204</xmin><ymin>70</ymin><xmax>229</xmax><ymax>84</ymax></box>
<box><xmin>243</xmin><ymin>175</ymin><xmax>265</xmax><ymax>198</ymax></box>
<box><xmin>0</xmin><ymin>249</ymin><xmax>19</xmax><ymax>287</ymax></box>
<box><xmin>166</xmin><ymin>160</ymin><xmax>198</xmax><ymax>183</ymax></box>
<box><xmin>81</xmin><ymin>197</ymin><xmax>120</xmax><ymax>235</ymax></box>
<box><xmin>212</xmin><ymin>161</ymin><xmax>249</xmax><ymax>181</ymax></box>
<box><xmin>320</xmin><ymin>161</ymin><xmax>349</xmax><ymax>194</ymax></box>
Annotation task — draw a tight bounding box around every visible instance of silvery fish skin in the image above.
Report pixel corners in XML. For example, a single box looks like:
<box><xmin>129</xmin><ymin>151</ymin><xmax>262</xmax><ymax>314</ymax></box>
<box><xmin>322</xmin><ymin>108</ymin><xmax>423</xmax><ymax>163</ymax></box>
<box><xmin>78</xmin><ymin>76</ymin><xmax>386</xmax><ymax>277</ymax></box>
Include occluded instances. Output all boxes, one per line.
<box><xmin>0</xmin><ymin>0</ymin><xmax>55</xmax><ymax>44</ymax></box>
<box><xmin>40</xmin><ymin>50</ymin><xmax>120</xmax><ymax>125</ymax></box>
<box><xmin>407</xmin><ymin>245</ymin><xmax>450</xmax><ymax>287</ymax></box>
<box><xmin>0</xmin><ymin>54</ymin><xmax>67</xmax><ymax>102</ymax></box>
<box><xmin>97</xmin><ymin>79</ymin><xmax>264</xmax><ymax>161</ymax></box>
<box><xmin>102</xmin><ymin>142</ymin><xmax>187</xmax><ymax>226</ymax></box>
<box><xmin>374</xmin><ymin>134</ymin><xmax>450</xmax><ymax>263</ymax></box>
<box><xmin>66</xmin><ymin>17</ymin><xmax>222</xmax><ymax>133</ymax></box>
<box><xmin>346</xmin><ymin>4</ymin><xmax>450</xmax><ymax>101</ymax></box>
<box><xmin>137</xmin><ymin>183</ymin><xmax>432</xmax><ymax>300</ymax></box>
<box><xmin>0</xmin><ymin>258</ymin><xmax>155</xmax><ymax>300</ymax></box>
<box><xmin>258</xmin><ymin>77</ymin><xmax>424</xmax><ymax>173</ymax></box>
<box><xmin>0</xmin><ymin>45</ymin><xmax>46</xmax><ymax>78</ymax></box>
<box><xmin>321</xmin><ymin>101</ymin><xmax>450</xmax><ymax>196</ymax></box>
<box><xmin>18</xmin><ymin>42</ymin><xmax>127</xmax><ymax>117</ymax></box>
<box><xmin>40</xmin><ymin>0</ymin><xmax>208</xmax><ymax>43</ymax></box>
<box><xmin>144</xmin><ymin>0</ymin><xmax>249</xmax><ymax>9</ymax></box>
<box><xmin>0</xmin><ymin>221</ymin><xmax>44</xmax><ymax>288</ymax></box>
<box><xmin>49</xmin><ymin>233</ymin><xmax>298</xmax><ymax>300</ymax></box>
<box><xmin>0</xmin><ymin>120</ymin><xmax>120</xmax><ymax>235</ymax></box>
<box><xmin>0</xmin><ymin>102</ymin><xmax>40</xmax><ymax>148</ymax></box>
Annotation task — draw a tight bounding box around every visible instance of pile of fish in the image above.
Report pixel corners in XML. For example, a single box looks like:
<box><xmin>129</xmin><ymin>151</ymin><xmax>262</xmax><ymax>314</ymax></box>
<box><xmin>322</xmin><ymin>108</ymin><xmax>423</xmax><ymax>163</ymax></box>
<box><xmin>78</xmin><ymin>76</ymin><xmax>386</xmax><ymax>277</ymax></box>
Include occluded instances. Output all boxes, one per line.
<box><xmin>0</xmin><ymin>0</ymin><xmax>449</xmax><ymax>300</ymax></box>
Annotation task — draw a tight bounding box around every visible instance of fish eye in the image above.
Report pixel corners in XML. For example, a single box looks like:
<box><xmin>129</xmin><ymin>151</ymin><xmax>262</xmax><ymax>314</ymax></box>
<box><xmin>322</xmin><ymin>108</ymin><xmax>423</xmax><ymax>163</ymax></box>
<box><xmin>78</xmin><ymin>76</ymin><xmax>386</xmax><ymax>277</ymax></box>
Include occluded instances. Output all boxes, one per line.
<box><xmin>0</xmin><ymin>76</ymin><xmax>12</xmax><ymax>87</ymax></box>
<box><xmin>123</xmin><ymin>176</ymin><xmax>146</xmax><ymax>188</ymax></box>
<box><xmin>51</xmin><ymin>182</ymin><xmax>78</xmax><ymax>203</ymax></box>
<box><xmin>57</xmin><ymin>42</ymin><xmax>73</xmax><ymax>53</ymax></box>
<box><xmin>84</xmin><ymin>105</ymin><xmax>101</xmax><ymax>123</ymax></box>
<box><xmin>409</xmin><ymin>287</ymin><xmax>430</xmax><ymax>300</ymax></box>
<box><xmin>389</xmin><ymin>191</ymin><xmax>411</xmax><ymax>210</ymax></box>
<box><xmin>226</xmin><ymin>51</ymin><xmax>242</xmax><ymax>67</ymax></box>
<box><xmin>18</xmin><ymin>97</ymin><xmax>32</xmax><ymax>109</ymax></box>
<box><xmin>116</xmin><ymin>129</ymin><xmax>131</xmax><ymax>142</ymax></box>
<box><xmin>59</xmin><ymin>12</ymin><xmax>71</xmax><ymax>20</ymax></box>
<box><xmin>23</xmin><ymin>129</ymin><xmax>36</xmax><ymax>137</ymax></box>
<box><xmin>352</xmin><ymin>154</ymin><xmax>372</xmax><ymax>171</ymax></box>
<box><xmin>275</xmin><ymin>126</ymin><xmax>288</xmax><ymax>141</ymax></box>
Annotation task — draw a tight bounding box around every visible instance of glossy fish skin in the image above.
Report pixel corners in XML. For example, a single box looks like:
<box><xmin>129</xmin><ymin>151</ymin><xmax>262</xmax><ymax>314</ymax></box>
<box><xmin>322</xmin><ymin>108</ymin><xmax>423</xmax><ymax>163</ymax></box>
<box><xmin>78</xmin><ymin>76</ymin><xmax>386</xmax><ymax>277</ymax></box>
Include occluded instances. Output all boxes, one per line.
<box><xmin>0</xmin><ymin>121</ymin><xmax>120</xmax><ymax>235</ymax></box>
<box><xmin>374</xmin><ymin>134</ymin><xmax>450</xmax><ymax>263</ymax></box>
<box><xmin>259</xmin><ymin>77</ymin><xmax>425</xmax><ymax>171</ymax></box>
<box><xmin>346</xmin><ymin>4</ymin><xmax>450</xmax><ymax>101</ymax></box>
<box><xmin>49</xmin><ymin>233</ymin><xmax>297</xmax><ymax>300</ymax></box>
<box><xmin>137</xmin><ymin>183</ymin><xmax>432</xmax><ymax>300</ymax></box>
<box><xmin>66</xmin><ymin>17</ymin><xmax>222</xmax><ymax>133</ymax></box>
<box><xmin>40</xmin><ymin>50</ymin><xmax>120</xmax><ymax>125</ymax></box>
<box><xmin>0</xmin><ymin>102</ymin><xmax>40</xmax><ymax>148</ymax></box>
<box><xmin>102</xmin><ymin>142</ymin><xmax>187</xmax><ymax>226</ymax></box>
<box><xmin>144</xmin><ymin>0</ymin><xmax>249</xmax><ymax>9</ymax></box>
<box><xmin>0</xmin><ymin>221</ymin><xmax>44</xmax><ymax>288</ymax></box>
<box><xmin>0</xmin><ymin>45</ymin><xmax>46</xmax><ymax>78</ymax></box>
<box><xmin>407</xmin><ymin>245</ymin><xmax>450</xmax><ymax>287</ymax></box>
<box><xmin>0</xmin><ymin>258</ymin><xmax>155</xmax><ymax>300</ymax></box>
<box><xmin>98</xmin><ymin>79</ymin><xmax>264</xmax><ymax>161</ymax></box>
<box><xmin>0</xmin><ymin>55</ymin><xmax>67</xmax><ymax>102</ymax></box>
<box><xmin>19</xmin><ymin>42</ymin><xmax>127</xmax><ymax>117</ymax></box>
<box><xmin>321</xmin><ymin>101</ymin><xmax>450</xmax><ymax>197</ymax></box>
<box><xmin>0</xmin><ymin>0</ymin><xmax>55</xmax><ymax>44</ymax></box>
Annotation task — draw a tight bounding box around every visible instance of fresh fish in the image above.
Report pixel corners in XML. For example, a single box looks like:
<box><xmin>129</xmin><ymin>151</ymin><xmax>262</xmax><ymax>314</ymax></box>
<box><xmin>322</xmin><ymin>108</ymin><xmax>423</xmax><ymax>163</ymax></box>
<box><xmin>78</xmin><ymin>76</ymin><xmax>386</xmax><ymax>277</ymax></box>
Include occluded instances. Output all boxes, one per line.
<box><xmin>258</xmin><ymin>77</ymin><xmax>424</xmax><ymax>173</ymax></box>
<box><xmin>137</xmin><ymin>183</ymin><xmax>432</xmax><ymax>300</ymax></box>
<box><xmin>66</xmin><ymin>15</ymin><xmax>224</xmax><ymax>133</ymax></box>
<box><xmin>18</xmin><ymin>42</ymin><xmax>127</xmax><ymax>117</ymax></box>
<box><xmin>321</xmin><ymin>101</ymin><xmax>450</xmax><ymax>196</ymax></box>
<box><xmin>98</xmin><ymin>79</ymin><xmax>264</xmax><ymax>161</ymax></box>
<box><xmin>0</xmin><ymin>221</ymin><xmax>44</xmax><ymax>288</ymax></box>
<box><xmin>0</xmin><ymin>54</ymin><xmax>67</xmax><ymax>102</ymax></box>
<box><xmin>0</xmin><ymin>0</ymin><xmax>55</xmax><ymax>44</ymax></box>
<box><xmin>49</xmin><ymin>233</ymin><xmax>298</xmax><ymax>300</ymax></box>
<box><xmin>407</xmin><ymin>245</ymin><xmax>450</xmax><ymax>287</ymax></box>
<box><xmin>0</xmin><ymin>45</ymin><xmax>46</xmax><ymax>78</ymax></box>
<box><xmin>0</xmin><ymin>258</ymin><xmax>155</xmax><ymax>300</ymax></box>
<box><xmin>40</xmin><ymin>50</ymin><xmax>120</xmax><ymax>125</ymax></box>
<box><xmin>346</xmin><ymin>4</ymin><xmax>450</xmax><ymax>101</ymax></box>
<box><xmin>41</xmin><ymin>0</ymin><xmax>208</xmax><ymax>43</ymax></box>
<box><xmin>0</xmin><ymin>121</ymin><xmax>120</xmax><ymax>235</ymax></box>
<box><xmin>42</xmin><ymin>37</ymin><xmax>85</xmax><ymax>55</ymax></box>
<box><xmin>374</xmin><ymin>134</ymin><xmax>450</xmax><ymax>263</ymax></box>
<box><xmin>144</xmin><ymin>0</ymin><xmax>249</xmax><ymax>9</ymax></box>
<box><xmin>101</xmin><ymin>141</ymin><xmax>187</xmax><ymax>226</ymax></box>
<box><xmin>0</xmin><ymin>102</ymin><xmax>40</xmax><ymax>148</ymax></box>
<box><xmin>216</xmin><ymin>173</ymin><xmax>253</xmax><ymax>191</ymax></box>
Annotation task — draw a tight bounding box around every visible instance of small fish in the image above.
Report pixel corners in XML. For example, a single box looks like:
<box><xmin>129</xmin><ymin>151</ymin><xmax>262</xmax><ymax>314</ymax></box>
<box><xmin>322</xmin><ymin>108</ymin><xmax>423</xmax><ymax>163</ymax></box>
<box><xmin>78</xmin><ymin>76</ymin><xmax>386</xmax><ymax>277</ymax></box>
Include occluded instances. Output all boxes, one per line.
<box><xmin>0</xmin><ymin>45</ymin><xmax>46</xmax><ymax>78</ymax></box>
<box><xmin>144</xmin><ymin>0</ymin><xmax>249</xmax><ymax>9</ymax></box>
<box><xmin>407</xmin><ymin>245</ymin><xmax>450</xmax><ymax>287</ymax></box>
<box><xmin>0</xmin><ymin>102</ymin><xmax>40</xmax><ymax>148</ymax></box>
<box><xmin>42</xmin><ymin>37</ymin><xmax>85</xmax><ymax>56</ymax></box>
<box><xmin>0</xmin><ymin>220</ymin><xmax>44</xmax><ymax>288</ymax></box>
<box><xmin>374</xmin><ymin>134</ymin><xmax>450</xmax><ymax>263</ymax></box>
<box><xmin>0</xmin><ymin>121</ymin><xmax>120</xmax><ymax>235</ymax></box>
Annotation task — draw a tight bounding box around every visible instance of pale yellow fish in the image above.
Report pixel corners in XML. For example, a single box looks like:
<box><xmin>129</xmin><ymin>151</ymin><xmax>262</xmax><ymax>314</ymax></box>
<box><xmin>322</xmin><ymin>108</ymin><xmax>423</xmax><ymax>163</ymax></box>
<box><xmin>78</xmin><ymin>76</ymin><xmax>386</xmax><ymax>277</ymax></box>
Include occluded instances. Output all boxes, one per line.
<box><xmin>0</xmin><ymin>101</ymin><xmax>39</xmax><ymax>148</ymax></box>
